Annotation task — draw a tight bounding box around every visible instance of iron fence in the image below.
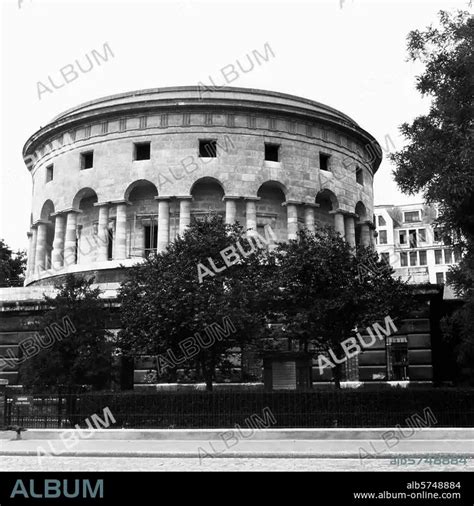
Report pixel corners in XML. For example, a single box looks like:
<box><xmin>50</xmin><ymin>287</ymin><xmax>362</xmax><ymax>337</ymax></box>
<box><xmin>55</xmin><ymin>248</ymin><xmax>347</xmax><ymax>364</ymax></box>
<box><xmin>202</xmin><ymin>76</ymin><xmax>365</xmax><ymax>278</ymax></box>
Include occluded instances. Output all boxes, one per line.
<box><xmin>4</xmin><ymin>388</ymin><xmax>474</xmax><ymax>429</ymax></box>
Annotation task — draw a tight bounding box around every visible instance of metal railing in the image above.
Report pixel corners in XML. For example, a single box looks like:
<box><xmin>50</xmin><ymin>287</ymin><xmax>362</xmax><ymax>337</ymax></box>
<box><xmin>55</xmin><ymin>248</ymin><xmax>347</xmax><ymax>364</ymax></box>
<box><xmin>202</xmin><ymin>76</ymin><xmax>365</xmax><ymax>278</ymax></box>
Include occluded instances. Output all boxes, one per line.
<box><xmin>4</xmin><ymin>388</ymin><xmax>474</xmax><ymax>429</ymax></box>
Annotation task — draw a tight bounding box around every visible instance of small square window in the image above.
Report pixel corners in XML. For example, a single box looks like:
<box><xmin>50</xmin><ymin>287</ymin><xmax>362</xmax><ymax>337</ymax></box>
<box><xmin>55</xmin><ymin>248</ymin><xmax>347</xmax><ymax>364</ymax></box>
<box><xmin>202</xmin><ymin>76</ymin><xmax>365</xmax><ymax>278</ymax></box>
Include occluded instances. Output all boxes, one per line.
<box><xmin>199</xmin><ymin>139</ymin><xmax>217</xmax><ymax>157</ymax></box>
<box><xmin>319</xmin><ymin>153</ymin><xmax>331</xmax><ymax>172</ymax></box>
<box><xmin>264</xmin><ymin>143</ymin><xmax>280</xmax><ymax>162</ymax></box>
<box><xmin>81</xmin><ymin>151</ymin><xmax>94</xmax><ymax>169</ymax></box>
<box><xmin>134</xmin><ymin>142</ymin><xmax>151</xmax><ymax>161</ymax></box>
<box><xmin>46</xmin><ymin>164</ymin><xmax>53</xmax><ymax>183</ymax></box>
<box><xmin>356</xmin><ymin>167</ymin><xmax>364</xmax><ymax>185</ymax></box>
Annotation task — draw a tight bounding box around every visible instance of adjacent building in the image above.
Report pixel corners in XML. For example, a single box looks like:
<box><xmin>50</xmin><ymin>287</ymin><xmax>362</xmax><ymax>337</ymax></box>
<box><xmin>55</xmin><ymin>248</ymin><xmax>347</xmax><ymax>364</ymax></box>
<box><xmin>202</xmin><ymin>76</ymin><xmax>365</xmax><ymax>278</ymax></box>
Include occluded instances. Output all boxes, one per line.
<box><xmin>374</xmin><ymin>203</ymin><xmax>461</xmax><ymax>296</ymax></box>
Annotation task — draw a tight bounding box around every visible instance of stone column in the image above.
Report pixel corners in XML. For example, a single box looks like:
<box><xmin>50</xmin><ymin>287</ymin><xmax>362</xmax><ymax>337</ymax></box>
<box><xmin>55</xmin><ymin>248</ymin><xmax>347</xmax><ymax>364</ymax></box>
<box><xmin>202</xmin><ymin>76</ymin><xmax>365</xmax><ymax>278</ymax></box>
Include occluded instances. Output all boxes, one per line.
<box><xmin>345</xmin><ymin>214</ymin><xmax>356</xmax><ymax>248</ymax></box>
<box><xmin>26</xmin><ymin>231</ymin><xmax>33</xmax><ymax>280</ymax></box>
<box><xmin>224</xmin><ymin>196</ymin><xmax>239</xmax><ymax>225</ymax></box>
<box><xmin>34</xmin><ymin>221</ymin><xmax>48</xmax><ymax>274</ymax></box>
<box><xmin>370</xmin><ymin>226</ymin><xmax>376</xmax><ymax>247</ymax></box>
<box><xmin>156</xmin><ymin>197</ymin><xmax>171</xmax><ymax>252</ymax></box>
<box><xmin>284</xmin><ymin>201</ymin><xmax>300</xmax><ymax>241</ymax></box>
<box><xmin>177</xmin><ymin>196</ymin><xmax>192</xmax><ymax>236</ymax></box>
<box><xmin>114</xmin><ymin>201</ymin><xmax>128</xmax><ymax>260</ymax></box>
<box><xmin>360</xmin><ymin>221</ymin><xmax>371</xmax><ymax>247</ymax></box>
<box><xmin>64</xmin><ymin>210</ymin><xmax>80</xmax><ymax>266</ymax></box>
<box><xmin>331</xmin><ymin>209</ymin><xmax>346</xmax><ymax>238</ymax></box>
<box><xmin>28</xmin><ymin>226</ymin><xmax>38</xmax><ymax>279</ymax></box>
<box><xmin>245</xmin><ymin>197</ymin><xmax>259</xmax><ymax>234</ymax></box>
<box><xmin>51</xmin><ymin>213</ymin><xmax>66</xmax><ymax>270</ymax></box>
<box><xmin>304</xmin><ymin>203</ymin><xmax>318</xmax><ymax>234</ymax></box>
<box><xmin>95</xmin><ymin>203</ymin><xmax>110</xmax><ymax>262</ymax></box>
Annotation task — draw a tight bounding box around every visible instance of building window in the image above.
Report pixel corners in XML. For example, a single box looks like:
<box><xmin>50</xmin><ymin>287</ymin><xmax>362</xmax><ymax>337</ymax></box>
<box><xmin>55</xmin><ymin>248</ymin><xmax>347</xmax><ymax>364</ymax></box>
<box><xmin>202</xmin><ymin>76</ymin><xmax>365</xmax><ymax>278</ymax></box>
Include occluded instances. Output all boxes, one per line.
<box><xmin>319</xmin><ymin>153</ymin><xmax>331</xmax><ymax>172</ymax></box>
<box><xmin>80</xmin><ymin>151</ymin><xmax>94</xmax><ymax>169</ymax></box>
<box><xmin>356</xmin><ymin>167</ymin><xmax>364</xmax><ymax>185</ymax></box>
<box><xmin>46</xmin><ymin>164</ymin><xmax>53</xmax><ymax>183</ymax></box>
<box><xmin>436</xmin><ymin>272</ymin><xmax>445</xmax><ymax>284</ymax></box>
<box><xmin>134</xmin><ymin>142</ymin><xmax>151</xmax><ymax>161</ymax></box>
<box><xmin>387</xmin><ymin>338</ymin><xmax>408</xmax><ymax>380</ymax></box>
<box><xmin>264</xmin><ymin>143</ymin><xmax>280</xmax><ymax>162</ymax></box>
<box><xmin>399</xmin><ymin>230</ymin><xmax>407</xmax><ymax>245</ymax></box>
<box><xmin>107</xmin><ymin>228</ymin><xmax>113</xmax><ymax>260</ymax></box>
<box><xmin>419</xmin><ymin>250</ymin><xmax>427</xmax><ymax>265</ymax></box>
<box><xmin>199</xmin><ymin>139</ymin><xmax>217</xmax><ymax>157</ymax></box>
<box><xmin>418</xmin><ymin>228</ymin><xmax>426</xmax><ymax>242</ymax></box>
<box><xmin>409</xmin><ymin>229</ymin><xmax>417</xmax><ymax>248</ymax></box>
<box><xmin>144</xmin><ymin>224</ymin><xmax>158</xmax><ymax>257</ymax></box>
<box><xmin>378</xmin><ymin>215</ymin><xmax>386</xmax><ymax>227</ymax></box>
<box><xmin>378</xmin><ymin>230</ymin><xmax>387</xmax><ymax>244</ymax></box>
<box><xmin>434</xmin><ymin>249</ymin><xmax>443</xmax><ymax>264</ymax></box>
<box><xmin>400</xmin><ymin>252</ymin><xmax>408</xmax><ymax>267</ymax></box>
<box><xmin>444</xmin><ymin>249</ymin><xmax>453</xmax><ymax>264</ymax></box>
<box><xmin>409</xmin><ymin>251</ymin><xmax>417</xmax><ymax>266</ymax></box>
<box><xmin>404</xmin><ymin>210</ymin><xmax>420</xmax><ymax>223</ymax></box>
<box><xmin>381</xmin><ymin>252</ymin><xmax>390</xmax><ymax>265</ymax></box>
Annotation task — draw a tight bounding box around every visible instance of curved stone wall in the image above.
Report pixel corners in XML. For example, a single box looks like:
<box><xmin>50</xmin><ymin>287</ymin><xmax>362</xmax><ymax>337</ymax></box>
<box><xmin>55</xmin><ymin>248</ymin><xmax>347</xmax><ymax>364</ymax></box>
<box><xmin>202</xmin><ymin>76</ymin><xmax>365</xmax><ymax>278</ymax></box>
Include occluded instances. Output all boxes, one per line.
<box><xmin>23</xmin><ymin>86</ymin><xmax>381</xmax><ymax>285</ymax></box>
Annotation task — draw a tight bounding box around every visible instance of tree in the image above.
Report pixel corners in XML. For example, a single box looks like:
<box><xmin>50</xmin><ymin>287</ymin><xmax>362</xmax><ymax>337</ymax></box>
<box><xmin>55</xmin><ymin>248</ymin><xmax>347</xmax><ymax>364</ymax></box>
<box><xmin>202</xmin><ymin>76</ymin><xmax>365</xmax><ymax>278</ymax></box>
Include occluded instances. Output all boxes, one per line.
<box><xmin>390</xmin><ymin>10</ymin><xmax>474</xmax><ymax>382</ymax></box>
<box><xmin>19</xmin><ymin>274</ymin><xmax>114</xmax><ymax>392</ymax></box>
<box><xmin>118</xmin><ymin>215</ymin><xmax>273</xmax><ymax>391</ymax></box>
<box><xmin>391</xmin><ymin>10</ymin><xmax>473</xmax><ymax>241</ymax></box>
<box><xmin>272</xmin><ymin>228</ymin><xmax>412</xmax><ymax>388</ymax></box>
<box><xmin>0</xmin><ymin>239</ymin><xmax>26</xmax><ymax>287</ymax></box>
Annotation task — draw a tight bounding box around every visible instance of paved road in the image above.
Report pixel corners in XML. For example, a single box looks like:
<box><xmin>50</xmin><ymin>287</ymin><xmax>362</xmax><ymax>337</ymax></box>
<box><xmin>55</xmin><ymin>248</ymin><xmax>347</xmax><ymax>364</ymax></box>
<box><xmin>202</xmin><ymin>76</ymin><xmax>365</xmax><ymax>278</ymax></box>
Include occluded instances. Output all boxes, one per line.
<box><xmin>1</xmin><ymin>456</ymin><xmax>473</xmax><ymax>472</ymax></box>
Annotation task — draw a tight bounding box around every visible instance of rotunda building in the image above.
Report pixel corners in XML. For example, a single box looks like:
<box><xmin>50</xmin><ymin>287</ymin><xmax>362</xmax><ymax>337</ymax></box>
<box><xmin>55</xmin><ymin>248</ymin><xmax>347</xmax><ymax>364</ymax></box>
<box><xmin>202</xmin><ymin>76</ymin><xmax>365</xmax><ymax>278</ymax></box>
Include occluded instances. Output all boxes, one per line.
<box><xmin>22</xmin><ymin>86</ymin><xmax>381</xmax><ymax>286</ymax></box>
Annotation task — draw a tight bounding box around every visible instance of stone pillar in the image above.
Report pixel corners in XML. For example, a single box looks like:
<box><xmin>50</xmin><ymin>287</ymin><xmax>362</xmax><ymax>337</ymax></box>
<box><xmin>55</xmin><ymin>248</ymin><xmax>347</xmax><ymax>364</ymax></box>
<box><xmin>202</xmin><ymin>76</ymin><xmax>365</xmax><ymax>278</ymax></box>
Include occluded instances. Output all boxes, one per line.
<box><xmin>285</xmin><ymin>201</ymin><xmax>300</xmax><ymax>241</ymax></box>
<box><xmin>26</xmin><ymin>231</ymin><xmax>34</xmax><ymax>280</ymax></box>
<box><xmin>177</xmin><ymin>196</ymin><xmax>192</xmax><ymax>236</ymax></box>
<box><xmin>28</xmin><ymin>226</ymin><xmax>38</xmax><ymax>279</ymax></box>
<box><xmin>114</xmin><ymin>202</ymin><xmax>128</xmax><ymax>260</ymax></box>
<box><xmin>345</xmin><ymin>214</ymin><xmax>356</xmax><ymax>248</ymax></box>
<box><xmin>156</xmin><ymin>197</ymin><xmax>170</xmax><ymax>252</ymax></box>
<box><xmin>0</xmin><ymin>379</ymin><xmax>8</xmax><ymax>428</ymax></box>
<box><xmin>51</xmin><ymin>213</ymin><xmax>66</xmax><ymax>270</ymax></box>
<box><xmin>370</xmin><ymin>226</ymin><xmax>376</xmax><ymax>247</ymax></box>
<box><xmin>245</xmin><ymin>198</ymin><xmax>259</xmax><ymax>234</ymax></box>
<box><xmin>360</xmin><ymin>221</ymin><xmax>371</xmax><ymax>247</ymax></box>
<box><xmin>331</xmin><ymin>210</ymin><xmax>346</xmax><ymax>238</ymax></box>
<box><xmin>64</xmin><ymin>210</ymin><xmax>80</xmax><ymax>266</ymax></box>
<box><xmin>224</xmin><ymin>196</ymin><xmax>239</xmax><ymax>225</ymax></box>
<box><xmin>95</xmin><ymin>203</ymin><xmax>110</xmax><ymax>262</ymax></box>
<box><xmin>34</xmin><ymin>221</ymin><xmax>48</xmax><ymax>274</ymax></box>
<box><xmin>304</xmin><ymin>204</ymin><xmax>317</xmax><ymax>234</ymax></box>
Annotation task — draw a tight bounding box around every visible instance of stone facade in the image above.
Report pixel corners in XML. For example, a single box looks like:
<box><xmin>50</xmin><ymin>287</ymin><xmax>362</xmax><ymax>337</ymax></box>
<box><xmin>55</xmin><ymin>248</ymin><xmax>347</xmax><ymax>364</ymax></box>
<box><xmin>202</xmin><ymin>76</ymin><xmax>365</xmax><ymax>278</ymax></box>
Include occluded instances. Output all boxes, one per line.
<box><xmin>23</xmin><ymin>86</ymin><xmax>381</xmax><ymax>286</ymax></box>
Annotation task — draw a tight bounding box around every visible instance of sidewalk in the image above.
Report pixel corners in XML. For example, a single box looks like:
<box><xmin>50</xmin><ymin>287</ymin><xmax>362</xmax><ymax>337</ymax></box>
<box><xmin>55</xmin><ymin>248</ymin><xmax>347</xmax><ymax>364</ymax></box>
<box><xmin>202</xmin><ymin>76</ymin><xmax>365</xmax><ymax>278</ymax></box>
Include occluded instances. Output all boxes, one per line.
<box><xmin>1</xmin><ymin>429</ymin><xmax>473</xmax><ymax>459</ymax></box>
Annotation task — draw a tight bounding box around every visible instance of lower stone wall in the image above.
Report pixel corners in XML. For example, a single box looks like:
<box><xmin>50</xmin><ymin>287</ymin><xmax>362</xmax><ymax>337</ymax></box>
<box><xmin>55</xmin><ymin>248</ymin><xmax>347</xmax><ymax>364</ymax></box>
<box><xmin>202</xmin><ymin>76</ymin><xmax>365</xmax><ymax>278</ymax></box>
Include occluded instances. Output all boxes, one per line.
<box><xmin>0</xmin><ymin>286</ymin><xmax>443</xmax><ymax>387</ymax></box>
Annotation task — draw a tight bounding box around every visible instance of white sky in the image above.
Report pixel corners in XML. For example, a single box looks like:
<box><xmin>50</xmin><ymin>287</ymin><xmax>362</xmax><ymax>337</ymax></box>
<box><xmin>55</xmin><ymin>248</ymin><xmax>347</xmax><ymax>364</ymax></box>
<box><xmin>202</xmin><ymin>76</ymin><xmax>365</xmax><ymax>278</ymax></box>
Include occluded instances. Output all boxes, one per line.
<box><xmin>0</xmin><ymin>0</ymin><xmax>470</xmax><ymax>251</ymax></box>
